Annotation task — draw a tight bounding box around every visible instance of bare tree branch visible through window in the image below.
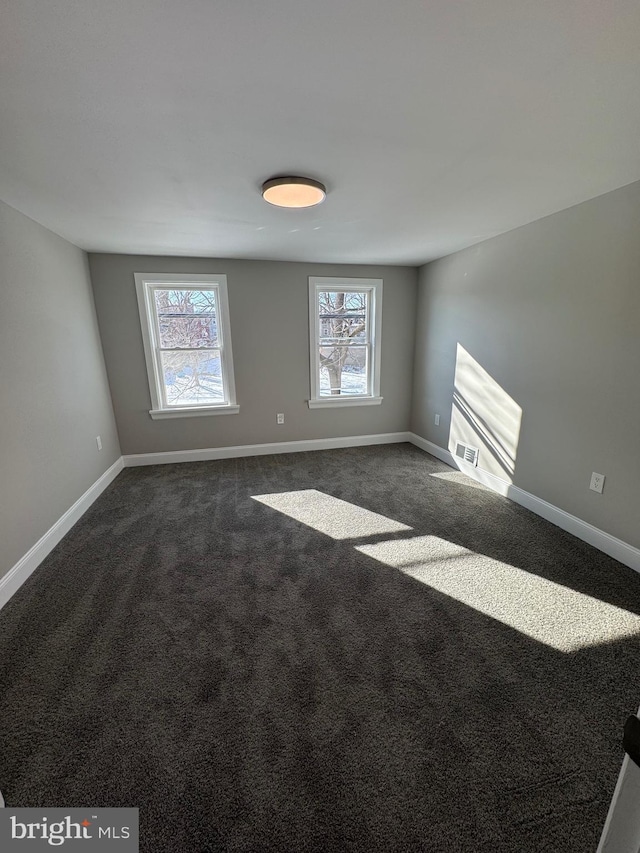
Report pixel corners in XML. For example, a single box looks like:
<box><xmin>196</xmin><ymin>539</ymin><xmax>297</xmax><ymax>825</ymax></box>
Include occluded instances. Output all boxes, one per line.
<box><xmin>318</xmin><ymin>291</ymin><xmax>367</xmax><ymax>395</ymax></box>
<box><xmin>154</xmin><ymin>289</ymin><xmax>223</xmax><ymax>405</ymax></box>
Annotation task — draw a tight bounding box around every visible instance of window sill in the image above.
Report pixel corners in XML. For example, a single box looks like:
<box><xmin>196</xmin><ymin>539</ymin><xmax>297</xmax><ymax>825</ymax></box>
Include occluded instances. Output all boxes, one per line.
<box><xmin>308</xmin><ymin>396</ymin><xmax>383</xmax><ymax>409</ymax></box>
<box><xmin>149</xmin><ymin>405</ymin><xmax>240</xmax><ymax>420</ymax></box>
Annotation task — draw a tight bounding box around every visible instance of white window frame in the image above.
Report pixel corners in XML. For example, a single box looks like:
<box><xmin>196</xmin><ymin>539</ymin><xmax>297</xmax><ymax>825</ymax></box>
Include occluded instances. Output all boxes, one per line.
<box><xmin>308</xmin><ymin>277</ymin><xmax>383</xmax><ymax>409</ymax></box>
<box><xmin>134</xmin><ymin>273</ymin><xmax>239</xmax><ymax>419</ymax></box>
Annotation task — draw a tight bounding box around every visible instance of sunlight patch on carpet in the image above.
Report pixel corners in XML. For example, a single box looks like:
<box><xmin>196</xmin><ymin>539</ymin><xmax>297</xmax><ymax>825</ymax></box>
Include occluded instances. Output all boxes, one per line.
<box><xmin>430</xmin><ymin>471</ymin><xmax>490</xmax><ymax>491</ymax></box>
<box><xmin>251</xmin><ymin>489</ymin><xmax>412</xmax><ymax>539</ymax></box>
<box><xmin>356</xmin><ymin>535</ymin><xmax>640</xmax><ymax>652</ymax></box>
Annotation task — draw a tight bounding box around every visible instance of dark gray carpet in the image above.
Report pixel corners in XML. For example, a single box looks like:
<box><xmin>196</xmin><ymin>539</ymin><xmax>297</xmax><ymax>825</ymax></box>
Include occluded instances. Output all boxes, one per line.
<box><xmin>1</xmin><ymin>444</ymin><xmax>639</xmax><ymax>852</ymax></box>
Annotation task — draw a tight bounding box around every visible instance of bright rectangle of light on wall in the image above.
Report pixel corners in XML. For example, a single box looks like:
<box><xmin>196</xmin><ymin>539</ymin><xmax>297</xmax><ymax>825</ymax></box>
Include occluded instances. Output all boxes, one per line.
<box><xmin>449</xmin><ymin>343</ymin><xmax>522</xmax><ymax>482</ymax></box>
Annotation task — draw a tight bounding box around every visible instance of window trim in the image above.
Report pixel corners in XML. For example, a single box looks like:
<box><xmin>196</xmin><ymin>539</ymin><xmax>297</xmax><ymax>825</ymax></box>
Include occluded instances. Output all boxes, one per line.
<box><xmin>308</xmin><ymin>276</ymin><xmax>383</xmax><ymax>409</ymax></box>
<box><xmin>134</xmin><ymin>273</ymin><xmax>239</xmax><ymax>419</ymax></box>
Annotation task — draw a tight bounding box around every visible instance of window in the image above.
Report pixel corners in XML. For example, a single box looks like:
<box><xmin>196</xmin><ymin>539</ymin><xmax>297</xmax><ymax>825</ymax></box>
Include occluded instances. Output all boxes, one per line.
<box><xmin>308</xmin><ymin>277</ymin><xmax>383</xmax><ymax>408</ymax></box>
<box><xmin>134</xmin><ymin>273</ymin><xmax>238</xmax><ymax>419</ymax></box>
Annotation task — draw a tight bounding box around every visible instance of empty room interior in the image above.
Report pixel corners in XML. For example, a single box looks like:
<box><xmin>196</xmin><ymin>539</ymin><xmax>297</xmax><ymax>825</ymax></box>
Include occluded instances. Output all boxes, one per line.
<box><xmin>1</xmin><ymin>1</ymin><xmax>640</xmax><ymax>851</ymax></box>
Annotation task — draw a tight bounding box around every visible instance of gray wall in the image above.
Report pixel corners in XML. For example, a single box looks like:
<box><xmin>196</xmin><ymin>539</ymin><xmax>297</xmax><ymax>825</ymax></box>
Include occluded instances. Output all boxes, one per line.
<box><xmin>411</xmin><ymin>180</ymin><xmax>640</xmax><ymax>550</ymax></box>
<box><xmin>0</xmin><ymin>200</ymin><xmax>120</xmax><ymax>579</ymax></box>
<box><xmin>89</xmin><ymin>254</ymin><xmax>417</xmax><ymax>455</ymax></box>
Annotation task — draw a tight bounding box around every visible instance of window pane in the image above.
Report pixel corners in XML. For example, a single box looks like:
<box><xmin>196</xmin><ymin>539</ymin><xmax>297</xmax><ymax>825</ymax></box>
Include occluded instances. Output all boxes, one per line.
<box><xmin>154</xmin><ymin>289</ymin><xmax>217</xmax><ymax>316</ymax></box>
<box><xmin>318</xmin><ymin>291</ymin><xmax>367</xmax><ymax>344</ymax></box>
<box><xmin>158</xmin><ymin>316</ymin><xmax>219</xmax><ymax>348</ymax></box>
<box><xmin>319</xmin><ymin>345</ymin><xmax>368</xmax><ymax>396</ymax></box>
<box><xmin>160</xmin><ymin>350</ymin><xmax>224</xmax><ymax>406</ymax></box>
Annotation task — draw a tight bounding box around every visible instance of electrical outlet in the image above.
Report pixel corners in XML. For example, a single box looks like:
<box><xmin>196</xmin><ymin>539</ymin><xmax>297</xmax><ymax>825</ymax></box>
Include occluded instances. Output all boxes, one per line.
<box><xmin>434</xmin><ymin>414</ymin><xmax>440</xmax><ymax>426</ymax></box>
<box><xmin>276</xmin><ymin>413</ymin><xmax>284</xmax><ymax>424</ymax></box>
<box><xmin>96</xmin><ymin>435</ymin><xmax>103</xmax><ymax>451</ymax></box>
<box><xmin>590</xmin><ymin>472</ymin><xmax>605</xmax><ymax>493</ymax></box>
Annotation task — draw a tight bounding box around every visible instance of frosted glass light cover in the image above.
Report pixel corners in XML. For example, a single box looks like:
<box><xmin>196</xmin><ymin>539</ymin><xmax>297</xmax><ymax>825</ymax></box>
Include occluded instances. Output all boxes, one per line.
<box><xmin>262</xmin><ymin>176</ymin><xmax>326</xmax><ymax>208</ymax></box>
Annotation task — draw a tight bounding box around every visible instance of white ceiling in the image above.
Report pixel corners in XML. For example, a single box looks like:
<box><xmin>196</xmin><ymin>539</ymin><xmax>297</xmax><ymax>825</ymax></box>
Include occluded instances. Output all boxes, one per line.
<box><xmin>2</xmin><ymin>0</ymin><xmax>640</xmax><ymax>265</ymax></box>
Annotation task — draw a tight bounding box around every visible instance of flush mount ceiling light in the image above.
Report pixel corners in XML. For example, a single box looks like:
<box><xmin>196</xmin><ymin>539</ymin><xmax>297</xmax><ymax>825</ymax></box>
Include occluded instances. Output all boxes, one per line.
<box><xmin>261</xmin><ymin>176</ymin><xmax>326</xmax><ymax>208</ymax></box>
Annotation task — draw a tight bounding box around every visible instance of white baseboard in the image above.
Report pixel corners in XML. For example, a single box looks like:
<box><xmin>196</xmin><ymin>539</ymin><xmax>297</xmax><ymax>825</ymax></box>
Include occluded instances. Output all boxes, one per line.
<box><xmin>409</xmin><ymin>433</ymin><xmax>457</xmax><ymax>468</ymax></box>
<box><xmin>0</xmin><ymin>457</ymin><xmax>124</xmax><ymax>612</ymax></box>
<box><xmin>408</xmin><ymin>433</ymin><xmax>640</xmax><ymax>575</ymax></box>
<box><xmin>123</xmin><ymin>432</ymin><xmax>412</xmax><ymax>467</ymax></box>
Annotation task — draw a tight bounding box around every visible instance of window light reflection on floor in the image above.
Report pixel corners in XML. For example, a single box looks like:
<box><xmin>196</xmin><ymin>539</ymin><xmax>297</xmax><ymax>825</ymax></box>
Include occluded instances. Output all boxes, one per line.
<box><xmin>356</xmin><ymin>535</ymin><xmax>640</xmax><ymax>652</ymax></box>
<box><xmin>251</xmin><ymin>489</ymin><xmax>412</xmax><ymax>540</ymax></box>
<box><xmin>430</xmin><ymin>471</ymin><xmax>490</xmax><ymax>491</ymax></box>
